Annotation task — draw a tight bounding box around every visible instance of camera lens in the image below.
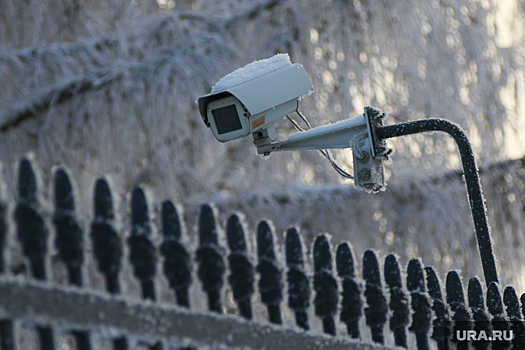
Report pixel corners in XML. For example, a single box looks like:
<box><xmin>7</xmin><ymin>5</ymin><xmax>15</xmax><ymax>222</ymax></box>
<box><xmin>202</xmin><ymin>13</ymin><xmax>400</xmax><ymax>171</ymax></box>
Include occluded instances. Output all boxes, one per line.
<box><xmin>212</xmin><ymin>104</ymin><xmax>243</xmax><ymax>134</ymax></box>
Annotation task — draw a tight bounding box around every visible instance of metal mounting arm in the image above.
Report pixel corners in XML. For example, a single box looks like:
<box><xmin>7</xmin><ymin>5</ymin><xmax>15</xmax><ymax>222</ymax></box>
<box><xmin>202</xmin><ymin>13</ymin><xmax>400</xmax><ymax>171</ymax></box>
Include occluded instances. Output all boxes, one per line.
<box><xmin>256</xmin><ymin>114</ymin><xmax>368</xmax><ymax>154</ymax></box>
<box><xmin>375</xmin><ymin>119</ymin><xmax>498</xmax><ymax>286</ymax></box>
<box><xmin>256</xmin><ymin>107</ymin><xmax>389</xmax><ymax>192</ymax></box>
<box><xmin>256</xmin><ymin>105</ymin><xmax>498</xmax><ymax>287</ymax></box>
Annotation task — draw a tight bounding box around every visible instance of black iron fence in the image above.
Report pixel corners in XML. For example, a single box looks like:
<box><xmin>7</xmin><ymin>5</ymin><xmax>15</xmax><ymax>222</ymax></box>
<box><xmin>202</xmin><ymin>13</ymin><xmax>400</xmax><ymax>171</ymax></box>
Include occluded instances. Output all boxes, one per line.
<box><xmin>0</xmin><ymin>158</ymin><xmax>524</xmax><ymax>350</ymax></box>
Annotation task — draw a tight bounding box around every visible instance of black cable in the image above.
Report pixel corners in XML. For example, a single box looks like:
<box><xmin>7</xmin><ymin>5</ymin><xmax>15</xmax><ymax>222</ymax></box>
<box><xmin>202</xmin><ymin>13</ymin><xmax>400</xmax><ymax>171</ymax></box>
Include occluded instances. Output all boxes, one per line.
<box><xmin>287</xmin><ymin>112</ymin><xmax>354</xmax><ymax>180</ymax></box>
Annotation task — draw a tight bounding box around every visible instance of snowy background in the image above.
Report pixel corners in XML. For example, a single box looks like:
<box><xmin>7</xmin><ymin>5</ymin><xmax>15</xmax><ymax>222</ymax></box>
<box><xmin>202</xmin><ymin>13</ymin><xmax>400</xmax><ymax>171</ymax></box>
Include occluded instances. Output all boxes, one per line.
<box><xmin>1</xmin><ymin>0</ymin><xmax>525</xmax><ymax>302</ymax></box>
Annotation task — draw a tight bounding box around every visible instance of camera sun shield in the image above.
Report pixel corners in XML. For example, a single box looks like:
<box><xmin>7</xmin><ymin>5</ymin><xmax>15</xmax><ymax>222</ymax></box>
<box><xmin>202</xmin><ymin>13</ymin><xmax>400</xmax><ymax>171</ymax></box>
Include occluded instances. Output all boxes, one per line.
<box><xmin>197</xmin><ymin>63</ymin><xmax>313</xmax><ymax>143</ymax></box>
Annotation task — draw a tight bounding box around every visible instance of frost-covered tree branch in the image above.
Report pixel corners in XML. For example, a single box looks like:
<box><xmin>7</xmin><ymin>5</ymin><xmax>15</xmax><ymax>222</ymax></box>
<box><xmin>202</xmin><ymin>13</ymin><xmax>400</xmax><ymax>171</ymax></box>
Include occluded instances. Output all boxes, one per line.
<box><xmin>224</xmin><ymin>0</ymin><xmax>287</xmax><ymax>29</ymax></box>
<box><xmin>0</xmin><ymin>69</ymin><xmax>116</xmax><ymax>132</ymax></box>
<box><xmin>0</xmin><ymin>0</ymin><xmax>292</xmax><ymax>130</ymax></box>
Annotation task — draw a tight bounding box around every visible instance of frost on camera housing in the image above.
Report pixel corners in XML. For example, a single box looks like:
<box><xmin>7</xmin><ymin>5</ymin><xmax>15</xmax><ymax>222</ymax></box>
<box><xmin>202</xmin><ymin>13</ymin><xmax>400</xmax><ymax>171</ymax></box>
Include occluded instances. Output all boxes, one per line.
<box><xmin>197</xmin><ymin>54</ymin><xmax>313</xmax><ymax>143</ymax></box>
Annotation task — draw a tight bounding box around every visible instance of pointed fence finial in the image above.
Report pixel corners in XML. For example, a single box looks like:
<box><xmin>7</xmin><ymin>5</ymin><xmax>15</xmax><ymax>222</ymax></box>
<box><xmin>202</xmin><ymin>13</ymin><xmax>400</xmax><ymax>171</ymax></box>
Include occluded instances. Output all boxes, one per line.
<box><xmin>363</xmin><ymin>250</ymin><xmax>387</xmax><ymax>344</ymax></box>
<box><xmin>128</xmin><ymin>187</ymin><xmax>157</xmax><ymax>301</ymax></box>
<box><xmin>384</xmin><ymin>255</ymin><xmax>408</xmax><ymax>348</ymax></box>
<box><xmin>285</xmin><ymin>227</ymin><xmax>310</xmax><ymax>330</ymax></box>
<box><xmin>15</xmin><ymin>159</ymin><xmax>54</xmax><ymax>350</ymax></box>
<box><xmin>196</xmin><ymin>204</ymin><xmax>225</xmax><ymax>313</ymax></box>
<box><xmin>467</xmin><ymin>277</ymin><xmax>491</xmax><ymax>350</ymax></box>
<box><xmin>504</xmin><ymin>286</ymin><xmax>525</xmax><ymax>348</ymax></box>
<box><xmin>94</xmin><ymin>178</ymin><xmax>114</xmax><ymax>220</ymax></box>
<box><xmin>160</xmin><ymin>200</ymin><xmax>192</xmax><ymax>307</ymax></box>
<box><xmin>486</xmin><ymin>282</ymin><xmax>511</xmax><ymax>349</ymax></box>
<box><xmin>407</xmin><ymin>259</ymin><xmax>431</xmax><ymax>350</ymax></box>
<box><xmin>256</xmin><ymin>220</ymin><xmax>283</xmax><ymax>324</ymax></box>
<box><xmin>446</xmin><ymin>271</ymin><xmax>471</xmax><ymax>350</ymax></box>
<box><xmin>15</xmin><ymin>158</ymin><xmax>47</xmax><ymax>280</ymax></box>
<box><xmin>313</xmin><ymin>234</ymin><xmax>338</xmax><ymax>336</ymax></box>
<box><xmin>424</xmin><ymin>266</ymin><xmax>450</xmax><ymax>350</ymax></box>
<box><xmin>0</xmin><ymin>180</ymin><xmax>7</xmax><ymax>275</ymax></box>
<box><xmin>226</xmin><ymin>214</ymin><xmax>254</xmax><ymax>319</ymax></box>
<box><xmin>91</xmin><ymin>178</ymin><xmax>122</xmax><ymax>294</ymax></box>
<box><xmin>336</xmin><ymin>242</ymin><xmax>362</xmax><ymax>339</ymax></box>
<box><xmin>53</xmin><ymin>169</ymin><xmax>84</xmax><ymax>286</ymax></box>
<box><xmin>18</xmin><ymin>158</ymin><xmax>37</xmax><ymax>205</ymax></box>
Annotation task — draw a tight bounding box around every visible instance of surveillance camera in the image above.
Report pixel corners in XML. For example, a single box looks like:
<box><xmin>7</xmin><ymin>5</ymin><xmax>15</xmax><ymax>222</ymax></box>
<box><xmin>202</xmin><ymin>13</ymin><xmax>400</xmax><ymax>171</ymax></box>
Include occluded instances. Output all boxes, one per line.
<box><xmin>196</xmin><ymin>55</ymin><xmax>389</xmax><ymax>193</ymax></box>
<box><xmin>197</xmin><ymin>55</ymin><xmax>313</xmax><ymax>143</ymax></box>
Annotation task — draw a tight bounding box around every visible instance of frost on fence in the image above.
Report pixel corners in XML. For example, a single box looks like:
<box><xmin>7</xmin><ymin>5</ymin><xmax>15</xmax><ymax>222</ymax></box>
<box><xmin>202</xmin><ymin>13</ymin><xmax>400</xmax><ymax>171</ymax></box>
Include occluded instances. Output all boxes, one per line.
<box><xmin>226</xmin><ymin>214</ymin><xmax>254</xmax><ymax>320</ymax></box>
<box><xmin>285</xmin><ymin>227</ymin><xmax>310</xmax><ymax>330</ymax></box>
<box><xmin>384</xmin><ymin>255</ymin><xmax>409</xmax><ymax>348</ymax></box>
<box><xmin>160</xmin><ymin>200</ymin><xmax>192</xmax><ymax>308</ymax></box>
<box><xmin>1</xmin><ymin>158</ymin><xmax>525</xmax><ymax>350</ymax></box>
<box><xmin>2</xmin><ymin>0</ymin><xmax>525</xmax><ymax>300</ymax></box>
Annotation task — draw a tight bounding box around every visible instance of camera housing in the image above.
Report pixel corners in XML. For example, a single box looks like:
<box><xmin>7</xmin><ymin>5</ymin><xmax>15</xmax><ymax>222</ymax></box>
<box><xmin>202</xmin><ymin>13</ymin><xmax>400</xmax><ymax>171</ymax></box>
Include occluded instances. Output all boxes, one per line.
<box><xmin>197</xmin><ymin>63</ymin><xmax>313</xmax><ymax>143</ymax></box>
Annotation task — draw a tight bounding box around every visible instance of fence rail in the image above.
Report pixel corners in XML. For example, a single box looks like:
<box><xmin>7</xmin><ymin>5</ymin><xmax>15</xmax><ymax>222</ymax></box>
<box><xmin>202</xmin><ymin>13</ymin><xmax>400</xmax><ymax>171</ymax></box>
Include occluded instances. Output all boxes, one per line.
<box><xmin>0</xmin><ymin>277</ymin><xmax>394</xmax><ymax>350</ymax></box>
<box><xmin>0</xmin><ymin>157</ymin><xmax>524</xmax><ymax>350</ymax></box>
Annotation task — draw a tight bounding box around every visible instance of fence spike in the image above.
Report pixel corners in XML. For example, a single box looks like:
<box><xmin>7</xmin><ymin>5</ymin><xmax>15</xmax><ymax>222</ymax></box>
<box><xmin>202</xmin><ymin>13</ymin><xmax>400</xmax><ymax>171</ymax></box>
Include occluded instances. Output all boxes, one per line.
<box><xmin>37</xmin><ymin>327</ymin><xmax>55</xmax><ymax>350</ymax></box>
<box><xmin>487</xmin><ymin>282</ymin><xmax>507</xmax><ymax>320</ymax></box>
<box><xmin>91</xmin><ymin>179</ymin><xmax>127</xmax><ymax>350</ymax></box>
<box><xmin>196</xmin><ymin>204</ymin><xmax>225</xmax><ymax>313</ymax></box>
<box><xmin>94</xmin><ymin>178</ymin><xmax>114</xmax><ymax>220</ymax></box>
<box><xmin>504</xmin><ymin>286</ymin><xmax>525</xmax><ymax>348</ymax></box>
<box><xmin>160</xmin><ymin>200</ymin><xmax>192</xmax><ymax>307</ymax></box>
<box><xmin>199</xmin><ymin>204</ymin><xmax>218</xmax><ymax>245</ymax></box>
<box><xmin>256</xmin><ymin>220</ymin><xmax>283</xmax><ymax>324</ymax></box>
<box><xmin>467</xmin><ymin>278</ymin><xmax>491</xmax><ymax>350</ymax></box>
<box><xmin>18</xmin><ymin>158</ymin><xmax>37</xmax><ymax>205</ymax></box>
<box><xmin>407</xmin><ymin>259</ymin><xmax>431</xmax><ymax>350</ymax></box>
<box><xmin>336</xmin><ymin>243</ymin><xmax>362</xmax><ymax>339</ymax></box>
<box><xmin>384</xmin><ymin>255</ymin><xmax>408</xmax><ymax>348</ymax></box>
<box><xmin>72</xmin><ymin>331</ymin><xmax>91</xmax><ymax>350</ymax></box>
<box><xmin>503</xmin><ymin>287</ymin><xmax>521</xmax><ymax>320</ymax></box>
<box><xmin>521</xmin><ymin>294</ymin><xmax>525</xmax><ymax>320</ymax></box>
<box><xmin>446</xmin><ymin>271</ymin><xmax>471</xmax><ymax>350</ymax></box>
<box><xmin>468</xmin><ymin>277</ymin><xmax>486</xmax><ymax>310</ymax></box>
<box><xmin>0</xmin><ymin>320</ymin><xmax>15</xmax><ymax>350</ymax></box>
<box><xmin>53</xmin><ymin>169</ymin><xmax>84</xmax><ymax>286</ymax></box>
<box><xmin>0</xmin><ymin>191</ymin><xmax>6</xmax><ymax>275</ymax></box>
<box><xmin>91</xmin><ymin>179</ymin><xmax>123</xmax><ymax>294</ymax></box>
<box><xmin>446</xmin><ymin>271</ymin><xmax>470</xmax><ymax>318</ymax></box>
<box><xmin>226</xmin><ymin>215</ymin><xmax>247</xmax><ymax>252</ymax></box>
<box><xmin>283</xmin><ymin>227</ymin><xmax>309</xmax><ymax>330</ymax></box>
<box><xmin>113</xmin><ymin>337</ymin><xmax>128</xmax><ymax>350</ymax></box>
<box><xmin>226</xmin><ymin>214</ymin><xmax>254</xmax><ymax>319</ymax></box>
<box><xmin>362</xmin><ymin>250</ymin><xmax>387</xmax><ymax>344</ymax></box>
<box><xmin>486</xmin><ymin>282</ymin><xmax>511</xmax><ymax>349</ymax></box>
<box><xmin>54</xmin><ymin>169</ymin><xmax>91</xmax><ymax>350</ymax></box>
<box><xmin>161</xmin><ymin>201</ymin><xmax>182</xmax><ymax>240</ymax></box>
<box><xmin>54</xmin><ymin>169</ymin><xmax>75</xmax><ymax>211</ymax></box>
<box><xmin>424</xmin><ymin>266</ymin><xmax>450</xmax><ymax>350</ymax></box>
<box><xmin>336</xmin><ymin>242</ymin><xmax>355</xmax><ymax>278</ymax></box>
<box><xmin>14</xmin><ymin>159</ymin><xmax>56</xmax><ymax>350</ymax></box>
<box><xmin>313</xmin><ymin>235</ymin><xmax>338</xmax><ymax>336</ymax></box>
<box><xmin>128</xmin><ymin>187</ymin><xmax>157</xmax><ymax>301</ymax></box>
<box><xmin>425</xmin><ymin>266</ymin><xmax>443</xmax><ymax>300</ymax></box>
<box><xmin>15</xmin><ymin>158</ymin><xmax>47</xmax><ymax>280</ymax></box>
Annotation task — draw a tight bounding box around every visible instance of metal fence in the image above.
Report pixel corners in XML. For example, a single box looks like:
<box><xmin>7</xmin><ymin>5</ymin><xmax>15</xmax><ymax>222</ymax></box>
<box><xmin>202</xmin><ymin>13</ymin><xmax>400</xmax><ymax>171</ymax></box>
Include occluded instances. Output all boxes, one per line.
<box><xmin>0</xmin><ymin>158</ymin><xmax>524</xmax><ymax>350</ymax></box>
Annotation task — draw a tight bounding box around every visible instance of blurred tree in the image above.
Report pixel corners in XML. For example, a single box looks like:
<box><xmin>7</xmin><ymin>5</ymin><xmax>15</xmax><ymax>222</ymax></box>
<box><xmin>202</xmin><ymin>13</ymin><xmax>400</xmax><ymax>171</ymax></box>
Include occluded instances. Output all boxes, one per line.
<box><xmin>0</xmin><ymin>0</ymin><xmax>523</xmax><ymax>202</ymax></box>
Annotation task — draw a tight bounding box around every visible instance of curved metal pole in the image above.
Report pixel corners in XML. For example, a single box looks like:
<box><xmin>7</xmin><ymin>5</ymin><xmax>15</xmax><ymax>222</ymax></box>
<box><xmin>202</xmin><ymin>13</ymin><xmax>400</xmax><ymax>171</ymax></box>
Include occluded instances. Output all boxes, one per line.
<box><xmin>376</xmin><ymin>119</ymin><xmax>498</xmax><ymax>286</ymax></box>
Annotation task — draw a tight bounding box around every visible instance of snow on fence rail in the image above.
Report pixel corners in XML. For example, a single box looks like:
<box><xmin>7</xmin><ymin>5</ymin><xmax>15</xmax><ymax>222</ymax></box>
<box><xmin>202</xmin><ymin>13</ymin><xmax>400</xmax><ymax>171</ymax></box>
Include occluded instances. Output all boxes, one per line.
<box><xmin>0</xmin><ymin>158</ymin><xmax>525</xmax><ymax>350</ymax></box>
